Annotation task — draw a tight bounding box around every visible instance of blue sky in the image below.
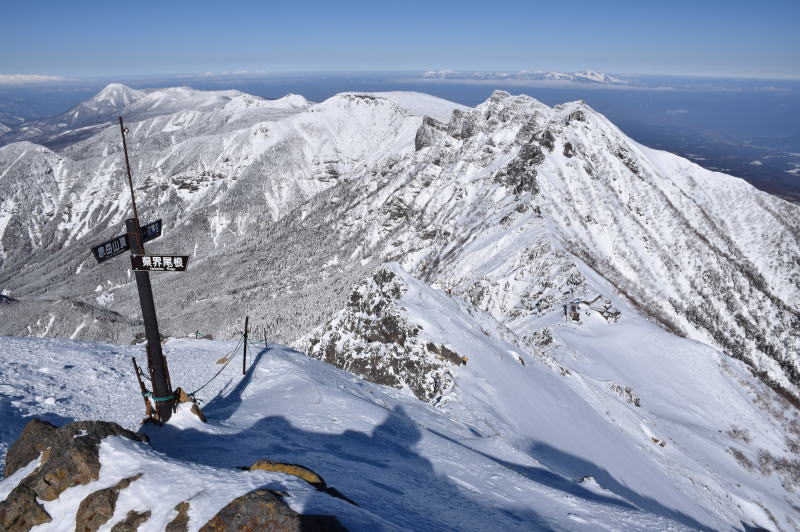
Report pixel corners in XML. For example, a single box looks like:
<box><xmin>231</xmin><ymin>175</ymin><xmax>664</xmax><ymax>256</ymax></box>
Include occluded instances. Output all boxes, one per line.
<box><xmin>1</xmin><ymin>0</ymin><xmax>799</xmax><ymax>79</ymax></box>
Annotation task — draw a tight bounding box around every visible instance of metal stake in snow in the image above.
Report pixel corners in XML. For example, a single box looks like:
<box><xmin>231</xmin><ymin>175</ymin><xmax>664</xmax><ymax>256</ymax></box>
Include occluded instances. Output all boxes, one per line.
<box><xmin>119</xmin><ymin>116</ymin><xmax>174</xmax><ymax>423</ymax></box>
<box><xmin>243</xmin><ymin>316</ymin><xmax>249</xmax><ymax>375</ymax></box>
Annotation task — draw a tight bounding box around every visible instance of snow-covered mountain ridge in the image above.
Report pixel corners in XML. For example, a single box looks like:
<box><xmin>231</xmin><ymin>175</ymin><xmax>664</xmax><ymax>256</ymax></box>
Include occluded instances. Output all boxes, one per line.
<box><xmin>0</xmin><ymin>84</ymin><xmax>798</xmax><ymax>395</ymax></box>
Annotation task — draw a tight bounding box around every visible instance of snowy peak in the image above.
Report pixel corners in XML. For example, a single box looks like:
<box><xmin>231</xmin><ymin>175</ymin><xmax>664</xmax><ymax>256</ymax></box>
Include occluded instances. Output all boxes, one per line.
<box><xmin>274</xmin><ymin>93</ymin><xmax>310</xmax><ymax>108</ymax></box>
<box><xmin>63</xmin><ymin>83</ymin><xmax>146</xmax><ymax>128</ymax></box>
<box><xmin>343</xmin><ymin>91</ymin><xmax>468</xmax><ymax>123</ymax></box>
<box><xmin>85</xmin><ymin>83</ymin><xmax>145</xmax><ymax>110</ymax></box>
<box><xmin>574</xmin><ymin>70</ymin><xmax>625</xmax><ymax>84</ymax></box>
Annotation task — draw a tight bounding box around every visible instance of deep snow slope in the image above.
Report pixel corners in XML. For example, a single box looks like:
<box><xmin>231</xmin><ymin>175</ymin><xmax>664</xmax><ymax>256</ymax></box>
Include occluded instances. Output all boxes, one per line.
<box><xmin>0</xmin><ymin>336</ymin><xmax>698</xmax><ymax>531</ymax></box>
<box><xmin>296</xmin><ymin>263</ymin><xmax>800</xmax><ymax>530</ymax></box>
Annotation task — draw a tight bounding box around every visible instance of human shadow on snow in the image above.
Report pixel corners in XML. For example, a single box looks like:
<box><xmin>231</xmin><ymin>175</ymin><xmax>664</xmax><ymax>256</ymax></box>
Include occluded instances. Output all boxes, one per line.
<box><xmin>148</xmin><ymin>414</ymin><xmax>550</xmax><ymax>530</ymax></box>
<box><xmin>525</xmin><ymin>441</ymin><xmax>713</xmax><ymax>531</ymax></box>
<box><xmin>147</xmin><ymin>381</ymin><xmax>552</xmax><ymax>530</ymax></box>
<box><xmin>426</xmin><ymin>427</ymin><xmax>711</xmax><ymax>531</ymax></box>
<box><xmin>145</xmin><ymin>345</ymin><xmax>707</xmax><ymax>530</ymax></box>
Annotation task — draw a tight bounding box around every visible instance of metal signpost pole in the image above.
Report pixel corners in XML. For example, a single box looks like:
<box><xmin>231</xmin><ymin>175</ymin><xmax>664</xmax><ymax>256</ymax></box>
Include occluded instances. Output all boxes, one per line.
<box><xmin>243</xmin><ymin>316</ymin><xmax>249</xmax><ymax>375</ymax></box>
<box><xmin>119</xmin><ymin>118</ymin><xmax>174</xmax><ymax>423</ymax></box>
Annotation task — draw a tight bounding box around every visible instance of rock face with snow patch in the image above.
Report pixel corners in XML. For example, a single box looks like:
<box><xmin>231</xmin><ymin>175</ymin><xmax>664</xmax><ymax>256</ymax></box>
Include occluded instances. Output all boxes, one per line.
<box><xmin>0</xmin><ymin>418</ymin><xmax>353</xmax><ymax>531</ymax></box>
<box><xmin>199</xmin><ymin>489</ymin><xmax>346</xmax><ymax>532</ymax></box>
<box><xmin>299</xmin><ymin>265</ymin><xmax>465</xmax><ymax>402</ymax></box>
<box><xmin>1</xmin><ymin>419</ymin><xmax>147</xmax><ymax>530</ymax></box>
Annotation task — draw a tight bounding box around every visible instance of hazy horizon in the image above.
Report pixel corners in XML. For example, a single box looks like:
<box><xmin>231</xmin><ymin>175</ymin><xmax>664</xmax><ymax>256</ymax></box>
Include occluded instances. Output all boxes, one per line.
<box><xmin>2</xmin><ymin>0</ymin><xmax>798</xmax><ymax>80</ymax></box>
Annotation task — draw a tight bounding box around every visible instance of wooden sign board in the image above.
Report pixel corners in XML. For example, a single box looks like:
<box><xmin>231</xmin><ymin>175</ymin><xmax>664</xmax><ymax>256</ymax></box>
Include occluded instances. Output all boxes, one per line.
<box><xmin>92</xmin><ymin>234</ymin><xmax>129</xmax><ymax>263</ymax></box>
<box><xmin>131</xmin><ymin>254</ymin><xmax>189</xmax><ymax>272</ymax></box>
<box><xmin>91</xmin><ymin>219</ymin><xmax>162</xmax><ymax>264</ymax></box>
<box><xmin>140</xmin><ymin>219</ymin><xmax>162</xmax><ymax>243</ymax></box>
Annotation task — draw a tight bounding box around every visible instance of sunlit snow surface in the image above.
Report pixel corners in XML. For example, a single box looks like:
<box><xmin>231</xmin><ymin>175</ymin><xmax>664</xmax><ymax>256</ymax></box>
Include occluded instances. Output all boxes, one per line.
<box><xmin>0</xmin><ymin>297</ymin><xmax>795</xmax><ymax>532</ymax></box>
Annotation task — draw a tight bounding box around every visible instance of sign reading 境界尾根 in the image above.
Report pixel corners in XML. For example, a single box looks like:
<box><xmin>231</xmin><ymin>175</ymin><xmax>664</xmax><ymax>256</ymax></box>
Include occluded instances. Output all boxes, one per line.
<box><xmin>131</xmin><ymin>254</ymin><xmax>189</xmax><ymax>272</ymax></box>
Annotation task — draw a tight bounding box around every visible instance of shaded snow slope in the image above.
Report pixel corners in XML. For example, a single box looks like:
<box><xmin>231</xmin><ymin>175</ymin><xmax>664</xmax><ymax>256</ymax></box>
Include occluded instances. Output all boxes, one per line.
<box><xmin>0</xmin><ymin>336</ymin><xmax>693</xmax><ymax>531</ymax></box>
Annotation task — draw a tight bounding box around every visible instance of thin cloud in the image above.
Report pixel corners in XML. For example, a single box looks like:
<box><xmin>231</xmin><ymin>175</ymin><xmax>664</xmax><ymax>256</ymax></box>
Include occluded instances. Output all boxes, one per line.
<box><xmin>402</xmin><ymin>77</ymin><xmax>680</xmax><ymax>91</ymax></box>
<box><xmin>752</xmin><ymin>86</ymin><xmax>791</xmax><ymax>94</ymax></box>
<box><xmin>199</xmin><ymin>70</ymin><xmax>270</xmax><ymax>77</ymax></box>
<box><xmin>0</xmin><ymin>73</ymin><xmax>65</xmax><ymax>85</ymax></box>
<box><xmin>666</xmin><ymin>109</ymin><xmax>689</xmax><ymax>114</ymax></box>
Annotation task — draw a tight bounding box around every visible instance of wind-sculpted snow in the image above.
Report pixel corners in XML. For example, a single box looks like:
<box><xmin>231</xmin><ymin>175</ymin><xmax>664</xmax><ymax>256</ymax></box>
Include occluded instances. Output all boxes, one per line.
<box><xmin>1</xmin><ymin>85</ymin><xmax>799</xmax><ymax>398</ymax></box>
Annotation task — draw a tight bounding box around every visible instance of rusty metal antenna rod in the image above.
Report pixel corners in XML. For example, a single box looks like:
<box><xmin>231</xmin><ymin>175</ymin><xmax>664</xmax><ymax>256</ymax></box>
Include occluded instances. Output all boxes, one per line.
<box><xmin>119</xmin><ymin>117</ymin><xmax>140</xmax><ymax>222</ymax></box>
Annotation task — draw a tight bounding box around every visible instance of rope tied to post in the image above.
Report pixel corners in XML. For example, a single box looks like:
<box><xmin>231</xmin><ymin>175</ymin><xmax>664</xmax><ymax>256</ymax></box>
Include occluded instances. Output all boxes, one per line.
<box><xmin>140</xmin><ymin>390</ymin><xmax>176</xmax><ymax>402</ymax></box>
<box><xmin>186</xmin><ymin>334</ymin><xmax>245</xmax><ymax>400</ymax></box>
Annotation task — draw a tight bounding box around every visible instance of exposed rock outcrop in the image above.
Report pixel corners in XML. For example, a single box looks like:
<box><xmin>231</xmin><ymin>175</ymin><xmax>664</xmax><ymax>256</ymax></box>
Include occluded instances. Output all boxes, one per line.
<box><xmin>298</xmin><ymin>265</ymin><xmax>464</xmax><ymax>402</ymax></box>
<box><xmin>198</xmin><ymin>489</ymin><xmax>346</xmax><ymax>532</ymax></box>
<box><xmin>247</xmin><ymin>460</ymin><xmax>357</xmax><ymax>506</ymax></box>
<box><xmin>415</xmin><ymin>116</ymin><xmax>446</xmax><ymax>151</ymax></box>
<box><xmin>165</xmin><ymin>501</ymin><xmax>191</xmax><ymax>532</ymax></box>
<box><xmin>75</xmin><ymin>473</ymin><xmax>143</xmax><ymax>532</ymax></box>
<box><xmin>110</xmin><ymin>509</ymin><xmax>152</xmax><ymax>531</ymax></box>
<box><xmin>1</xmin><ymin>419</ymin><xmax>353</xmax><ymax>531</ymax></box>
<box><xmin>1</xmin><ymin>419</ymin><xmax>147</xmax><ymax>531</ymax></box>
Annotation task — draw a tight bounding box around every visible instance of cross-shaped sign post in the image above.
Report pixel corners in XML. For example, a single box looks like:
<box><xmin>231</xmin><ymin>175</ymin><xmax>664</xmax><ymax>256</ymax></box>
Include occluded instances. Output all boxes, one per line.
<box><xmin>89</xmin><ymin>117</ymin><xmax>189</xmax><ymax>423</ymax></box>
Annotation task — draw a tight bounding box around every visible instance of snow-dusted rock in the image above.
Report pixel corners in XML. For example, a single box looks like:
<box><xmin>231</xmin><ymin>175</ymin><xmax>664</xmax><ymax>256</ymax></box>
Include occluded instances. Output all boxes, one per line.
<box><xmin>297</xmin><ymin>264</ymin><xmax>468</xmax><ymax>402</ymax></box>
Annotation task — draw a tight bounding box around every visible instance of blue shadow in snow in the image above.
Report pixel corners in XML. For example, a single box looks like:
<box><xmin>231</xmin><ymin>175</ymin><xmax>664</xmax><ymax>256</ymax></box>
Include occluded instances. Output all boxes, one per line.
<box><xmin>0</xmin><ymin>395</ymin><xmax>73</xmax><ymax>475</ymax></box>
<box><xmin>526</xmin><ymin>441</ymin><xmax>713</xmax><ymax>531</ymax></box>
<box><xmin>145</xmin><ymin>347</ymin><xmax>711</xmax><ymax>531</ymax></box>
<box><xmin>144</xmin><ymin>404</ymin><xmax>554</xmax><ymax>531</ymax></box>
<box><xmin>200</xmin><ymin>343</ymin><xmax>272</xmax><ymax>418</ymax></box>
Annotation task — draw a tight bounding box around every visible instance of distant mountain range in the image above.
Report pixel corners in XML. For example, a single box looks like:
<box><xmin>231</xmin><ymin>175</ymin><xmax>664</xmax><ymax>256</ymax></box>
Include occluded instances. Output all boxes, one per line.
<box><xmin>420</xmin><ymin>69</ymin><xmax>628</xmax><ymax>84</ymax></box>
